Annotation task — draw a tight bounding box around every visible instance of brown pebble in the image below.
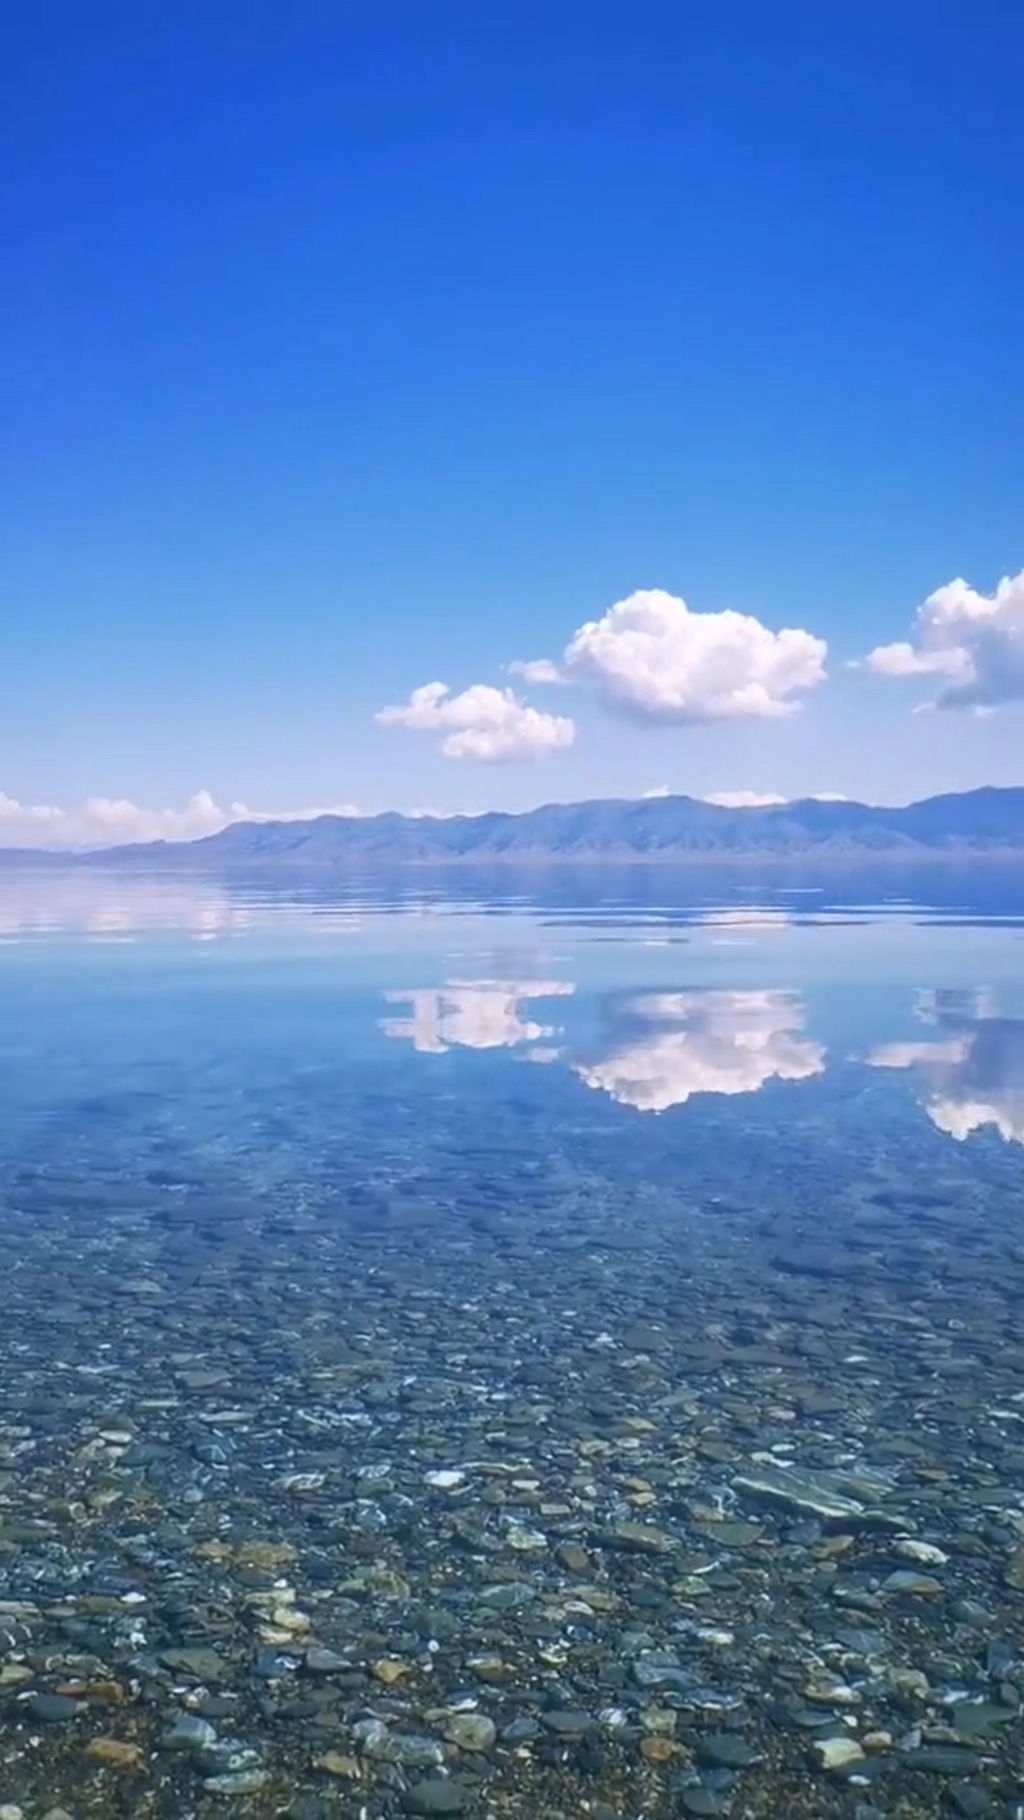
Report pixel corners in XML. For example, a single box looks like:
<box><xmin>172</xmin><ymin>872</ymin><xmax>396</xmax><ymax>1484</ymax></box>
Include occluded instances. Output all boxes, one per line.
<box><xmin>640</xmin><ymin>1736</ymin><xmax>681</xmax><ymax>1764</ymax></box>
<box><xmin>84</xmin><ymin>1737</ymin><xmax>144</xmax><ymax>1769</ymax></box>
<box><xmin>57</xmin><ymin>1680</ymin><xmax>127</xmax><ymax>1704</ymax></box>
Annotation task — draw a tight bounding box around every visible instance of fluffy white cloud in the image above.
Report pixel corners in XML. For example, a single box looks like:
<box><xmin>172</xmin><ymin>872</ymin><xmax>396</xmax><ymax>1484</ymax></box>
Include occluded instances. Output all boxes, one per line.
<box><xmin>703</xmin><ymin>790</ymin><xmax>787</xmax><ymax>808</ymax></box>
<box><xmin>381</xmin><ymin>980</ymin><xmax>574</xmax><ymax>1053</ymax></box>
<box><xmin>376</xmin><ymin>681</ymin><xmax>575</xmax><ymax>762</ymax></box>
<box><xmin>863</xmin><ymin>988</ymin><xmax>1024</xmax><ymax>1145</ymax></box>
<box><xmin>558</xmin><ymin>588</ymin><xmax>827</xmax><ymax>722</ymax></box>
<box><xmin>0</xmin><ymin>790</ymin><xmax>363</xmax><ymax>850</ymax></box>
<box><xmin>576</xmin><ymin>989</ymin><xmax>824</xmax><ymax>1113</ymax></box>
<box><xmin>863</xmin><ymin>571</ymin><xmax>1024</xmax><ymax>710</ymax></box>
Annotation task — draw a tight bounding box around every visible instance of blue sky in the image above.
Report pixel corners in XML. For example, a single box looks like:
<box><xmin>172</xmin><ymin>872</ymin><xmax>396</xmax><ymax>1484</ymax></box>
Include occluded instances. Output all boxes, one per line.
<box><xmin>3</xmin><ymin>2</ymin><xmax>1022</xmax><ymax>843</ymax></box>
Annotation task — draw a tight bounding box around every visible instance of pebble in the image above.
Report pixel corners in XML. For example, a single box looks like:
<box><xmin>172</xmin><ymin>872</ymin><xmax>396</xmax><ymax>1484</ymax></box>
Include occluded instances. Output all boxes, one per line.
<box><xmin>360</xmin><ymin>1728</ymin><xmax>445</xmax><ymax>1768</ymax></box>
<box><xmin>541</xmin><ymin>1709</ymin><xmax>596</xmax><ymax>1735</ymax></box>
<box><xmin>883</xmin><ymin>1569</ymin><xmax>945</xmax><ymax>1596</ymax></box>
<box><xmin>161</xmin><ymin>1714</ymin><xmax>219</xmax><ymax>1750</ymax></box>
<box><xmin>897</xmin><ymin>1745</ymin><xmax>982</xmax><ymax>1775</ymax></box>
<box><xmin>304</xmin><ymin>1647</ymin><xmax>348</xmax><ymax>1672</ymax></box>
<box><xmin>203</xmin><ymin>1769</ymin><xmax>269</xmax><ymax>1793</ymax></box>
<box><xmin>594</xmin><ymin>1521</ymin><xmax>678</xmax><ymax>1554</ymax></box>
<box><xmin>160</xmin><ymin>1645</ymin><xmax>228</xmax><ymax>1680</ymax></box>
<box><xmin>696</xmin><ymin>1733</ymin><xmax>759</xmax><ymax>1768</ymax></box>
<box><xmin>679</xmin><ymin>1790</ymin><xmax>728</xmax><ymax>1817</ymax></box>
<box><xmin>893</xmin><ymin>1536</ymin><xmax>949</xmax><ymax>1565</ymax></box>
<box><xmin>810</xmin><ymin>1736</ymin><xmax>867</xmax><ymax>1771</ymax></box>
<box><xmin>402</xmin><ymin>1781</ymin><xmax>470</xmax><ymax>1816</ymax></box>
<box><xmin>83</xmin><ymin>1737</ymin><xmax>144</xmax><ymax>1768</ymax></box>
<box><xmin>315</xmin><ymin>1752</ymin><xmax>360</xmax><ymax>1778</ymax></box>
<box><xmin>443</xmin><ymin>1712</ymin><xmax>497</xmax><ymax>1752</ymax></box>
<box><xmin>477</xmin><ymin>1581</ymin><xmax>536</xmax><ymax>1609</ymax></box>
<box><xmin>28</xmin><ymin>1694</ymin><xmax>80</xmax><ymax>1724</ymax></box>
<box><xmin>556</xmin><ymin>1542</ymin><xmax>591</xmax><ymax>1572</ymax></box>
<box><xmin>948</xmin><ymin>1788</ymin><xmax>990</xmax><ymax>1818</ymax></box>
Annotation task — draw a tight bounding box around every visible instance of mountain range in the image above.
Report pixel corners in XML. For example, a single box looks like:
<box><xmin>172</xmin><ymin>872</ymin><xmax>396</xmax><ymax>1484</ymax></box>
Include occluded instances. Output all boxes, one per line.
<box><xmin>14</xmin><ymin>784</ymin><xmax>1024</xmax><ymax>865</ymax></box>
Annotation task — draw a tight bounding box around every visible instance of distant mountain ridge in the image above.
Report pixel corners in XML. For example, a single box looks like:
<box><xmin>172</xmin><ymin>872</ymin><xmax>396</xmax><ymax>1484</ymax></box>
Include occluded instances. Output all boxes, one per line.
<box><xmin>39</xmin><ymin>784</ymin><xmax>1024</xmax><ymax>864</ymax></box>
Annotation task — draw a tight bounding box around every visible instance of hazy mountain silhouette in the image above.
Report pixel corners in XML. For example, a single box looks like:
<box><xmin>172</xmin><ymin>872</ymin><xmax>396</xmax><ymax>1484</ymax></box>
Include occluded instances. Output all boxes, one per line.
<box><xmin>7</xmin><ymin>787</ymin><xmax>1024</xmax><ymax>865</ymax></box>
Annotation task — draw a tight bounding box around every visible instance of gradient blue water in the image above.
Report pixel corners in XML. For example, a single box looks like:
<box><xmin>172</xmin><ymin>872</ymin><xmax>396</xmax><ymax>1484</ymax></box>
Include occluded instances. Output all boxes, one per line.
<box><xmin>2</xmin><ymin>868</ymin><xmax>1024</xmax><ymax>1813</ymax></box>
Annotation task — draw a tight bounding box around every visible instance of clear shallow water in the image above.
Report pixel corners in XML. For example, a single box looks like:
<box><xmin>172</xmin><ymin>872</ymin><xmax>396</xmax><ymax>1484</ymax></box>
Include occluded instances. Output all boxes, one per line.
<box><xmin>2</xmin><ymin>870</ymin><xmax>1024</xmax><ymax>1818</ymax></box>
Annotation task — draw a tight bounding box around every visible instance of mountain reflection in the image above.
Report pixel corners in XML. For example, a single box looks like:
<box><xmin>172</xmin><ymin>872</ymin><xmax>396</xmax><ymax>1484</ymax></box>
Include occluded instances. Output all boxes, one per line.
<box><xmin>867</xmin><ymin>988</ymin><xmax>1024</xmax><ymax>1144</ymax></box>
<box><xmin>380</xmin><ymin>980</ymin><xmax>574</xmax><ymax>1054</ymax></box>
<box><xmin>576</xmin><ymin>988</ymin><xmax>824</xmax><ymax>1112</ymax></box>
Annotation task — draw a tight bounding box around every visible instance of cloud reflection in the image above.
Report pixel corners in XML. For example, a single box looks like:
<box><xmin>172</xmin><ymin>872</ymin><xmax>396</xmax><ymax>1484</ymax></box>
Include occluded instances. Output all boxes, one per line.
<box><xmin>0</xmin><ymin>872</ymin><xmax>363</xmax><ymax>941</ymax></box>
<box><xmin>381</xmin><ymin>980</ymin><xmax>574</xmax><ymax>1054</ymax></box>
<box><xmin>576</xmin><ymin>988</ymin><xmax>824</xmax><ymax>1112</ymax></box>
<box><xmin>866</xmin><ymin>988</ymin><xmax>1024</xmax><ymax>1144</ymax></box>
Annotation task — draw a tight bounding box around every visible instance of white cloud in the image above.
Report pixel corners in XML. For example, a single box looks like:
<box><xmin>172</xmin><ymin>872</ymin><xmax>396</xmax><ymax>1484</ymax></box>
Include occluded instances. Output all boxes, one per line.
<box><xmin>381</xmin><ymin>980</ymin><xmax>574</xmax><ymax>1053</ymax></box>
<box><xmin>576</xmin><ymin>988</ymin><xmax>824</xmax><ymax>1113</ymax></box>
<box><xmin>863</xmin><ymin>988</ymin><xmax>1024</xmax><ymax>1145</ymax></box>
<box><xmin>0</xmin><ymin>790</ymin><xmax>363</xmax><ymax>851</ymax></box>
<box><xmin>507</xmin><ymin>658</ymin><xmax>567</xmax><ymax>685</ymax></box>
<box><xmin>559</xmin><ymin>588</ymin><xmax>827</xmax><ymax>722</ymax></box>
<box><xmin>703</xmin><ymin>790</ymin><xmax>787</xmax><ymax>808</ymax></box>
<box><xmin>646</xmin><ymin>788</ymin><xmax>847</xmax><ymax>807</ymax></box>
<box><xmin>863</xmin><ymin>571</ymin><xmax>1024</xmax><ymax>710</ymax></box>
<box><xmin>376</xmin><ymin>681</ymin><xmax>575</xmax><ymax>763</ymax></box>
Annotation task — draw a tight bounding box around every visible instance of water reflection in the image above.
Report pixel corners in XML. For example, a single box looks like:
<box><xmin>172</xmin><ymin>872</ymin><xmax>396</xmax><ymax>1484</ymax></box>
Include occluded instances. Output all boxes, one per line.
<box><xmin>576</xmin><ymin>988</ymin><xmax>824</xmax><ymax>1112</ymax></box>
<box><xmin>0</xmin><ymin>870</ymin><xmax>363</xmax><ymax>940</ymax></box>
<box><xmin>866</xmin><ymin>987</ymin><xmax>1024</xmax><ymax>1144</ymax></box>
<box><xmin>381</xmin><ymin>981</ymin><xmax>826</xmax><ymax>1112</ymax></box>
<box><xmin>380</xmin><ymin>980</ymin><xmax>574</xmax><ymax>1053</ymax></box>
<box><xmin>0</xmin><ymin>871</ymin><xmax>255</xmax><ymax>940</ymax></box>
<box><xmin>9</xmin><ymin>859</ymin><xmax>1024</xmax><ymax>941</ymax></box>
<box><xmin>700</xmin><ymin>908</ymin><xmax>793</xmax><ymax>931</ymax></box>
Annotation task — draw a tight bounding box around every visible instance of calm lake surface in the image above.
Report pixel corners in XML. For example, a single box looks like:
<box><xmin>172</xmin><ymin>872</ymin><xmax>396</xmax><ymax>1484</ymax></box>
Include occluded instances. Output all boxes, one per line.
<box><xmin>2</xmin><ymin>867</ymin><xmax>1024</xmax><ymax>1819</ymax></box>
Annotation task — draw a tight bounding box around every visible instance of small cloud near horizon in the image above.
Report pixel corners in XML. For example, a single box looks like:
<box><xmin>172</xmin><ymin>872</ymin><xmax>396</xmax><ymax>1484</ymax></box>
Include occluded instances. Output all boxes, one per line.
<box><xmin>0</xmin><ymin>790</ymin><xmax>364</xmax><ymax>851</ymax></box>
<box><xmin>645</xmin><ymin>789</ymin><xmax>848</xmax><ymax>807</ymax></box>
<box><xmin>703</xmin><ymin>790</ymin><xmax>788</xmax><ymax>808</ymax></box>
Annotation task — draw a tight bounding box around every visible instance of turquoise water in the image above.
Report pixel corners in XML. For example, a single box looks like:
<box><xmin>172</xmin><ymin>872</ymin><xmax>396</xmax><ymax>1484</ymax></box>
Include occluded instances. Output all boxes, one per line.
<box><xmin>1</xmin><ymin>869</ymin><xmax>1024</xmax><ymax>1817</ymax></box>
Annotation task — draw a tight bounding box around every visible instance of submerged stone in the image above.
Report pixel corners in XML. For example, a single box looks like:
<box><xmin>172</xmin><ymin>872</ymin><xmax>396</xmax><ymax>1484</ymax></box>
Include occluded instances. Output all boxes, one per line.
<box><xmin>402</xmin><ymin>1783</ymin><xmax>469</xmax><ymax>1817</ymax></box>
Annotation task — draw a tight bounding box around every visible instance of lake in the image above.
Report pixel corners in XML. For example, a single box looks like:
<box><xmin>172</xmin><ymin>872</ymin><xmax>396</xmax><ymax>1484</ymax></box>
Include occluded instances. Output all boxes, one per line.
<box><xmin>2</xmin><ymin>866</ymin><xmax>1024</xmax><ymax>1818</ymax></box>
